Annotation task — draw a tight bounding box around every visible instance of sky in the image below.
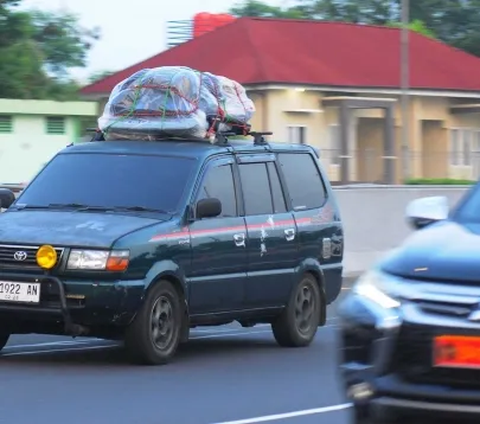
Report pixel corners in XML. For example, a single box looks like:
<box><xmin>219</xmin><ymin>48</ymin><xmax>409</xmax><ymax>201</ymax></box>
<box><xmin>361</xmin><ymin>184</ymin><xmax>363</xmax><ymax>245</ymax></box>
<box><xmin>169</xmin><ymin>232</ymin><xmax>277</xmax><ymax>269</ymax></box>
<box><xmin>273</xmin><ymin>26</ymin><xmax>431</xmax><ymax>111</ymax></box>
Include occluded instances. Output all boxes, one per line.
<box><xmin>21</xmin><ymin>0</ymin><xmax>290</xmax><ymax>83</ymax></box>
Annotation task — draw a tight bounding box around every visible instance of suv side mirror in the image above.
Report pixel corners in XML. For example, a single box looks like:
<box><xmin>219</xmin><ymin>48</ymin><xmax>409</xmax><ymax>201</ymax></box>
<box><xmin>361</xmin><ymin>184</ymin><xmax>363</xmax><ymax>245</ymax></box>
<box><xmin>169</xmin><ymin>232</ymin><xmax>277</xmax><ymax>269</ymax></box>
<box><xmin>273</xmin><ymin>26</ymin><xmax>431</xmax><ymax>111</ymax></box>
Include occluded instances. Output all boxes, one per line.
<box><xmin>406</xmin><ymin>196</ymin><xmax>448</xmax><ymax>230</ymax></box>
<box><xmin>0</xmin><ymin>188</ymin><xmax>15</xmax><ymax>210</ymax></box>
<box><xmin>196</xmin><ymin>198</ymin><xmax>222</xmax><ymax>219</ymax></box>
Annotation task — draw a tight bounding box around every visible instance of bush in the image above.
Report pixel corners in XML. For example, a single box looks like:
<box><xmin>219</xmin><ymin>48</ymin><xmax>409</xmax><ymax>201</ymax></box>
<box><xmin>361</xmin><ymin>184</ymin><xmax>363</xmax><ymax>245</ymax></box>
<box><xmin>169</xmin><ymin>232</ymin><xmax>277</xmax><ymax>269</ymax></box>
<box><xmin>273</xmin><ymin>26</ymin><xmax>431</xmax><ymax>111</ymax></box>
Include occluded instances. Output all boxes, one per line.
<box><xmin>404</xmin><ymin>178</ymin><xmax>475</xmax><ymax>185</ymax></box>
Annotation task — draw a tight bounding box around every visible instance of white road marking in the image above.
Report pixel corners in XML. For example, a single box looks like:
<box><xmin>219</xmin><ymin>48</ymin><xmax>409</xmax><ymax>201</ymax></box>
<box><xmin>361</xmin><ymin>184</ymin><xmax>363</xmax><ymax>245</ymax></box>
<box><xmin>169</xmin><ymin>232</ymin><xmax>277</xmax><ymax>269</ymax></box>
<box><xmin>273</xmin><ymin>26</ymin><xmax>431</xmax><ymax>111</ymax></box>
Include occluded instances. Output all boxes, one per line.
<box><xmin>208</xmin><ymin>403</ymin><xmax>352</xmax><ymax>424</ymax></box>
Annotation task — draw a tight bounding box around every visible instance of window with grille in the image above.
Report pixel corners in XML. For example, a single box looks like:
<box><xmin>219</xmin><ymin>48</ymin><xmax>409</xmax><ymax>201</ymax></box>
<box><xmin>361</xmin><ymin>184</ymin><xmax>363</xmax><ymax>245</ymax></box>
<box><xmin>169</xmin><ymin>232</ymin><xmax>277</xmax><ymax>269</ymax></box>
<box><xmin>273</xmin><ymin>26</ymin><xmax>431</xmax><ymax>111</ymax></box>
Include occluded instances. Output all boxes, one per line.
<box><xmin>46</xmin><ymin>117</ymin><xmax>65</xmax><ymax>135</ymax></box>
<box><xmin>450</xmin><ymin>128</ymin><xmax>474</xmax><ymax>166</ymax></box>
<box><xmin>0</xmin><ymin>115</ymin><xmax>13</xmax><ymax>133</ymax></box>
<box><xmin>287</xmin><ymin>125</ymin><xmax>307</xmax><ymax>144</ymax></box>
<box><xmin>328</xmin><ymin>124</ymin><xmax>340</xmax><ymax>165</ymax></box>
<box><xmin>463</xmin><ymin>129</ymin><xmax>472</xmax><ymax>166</ymax></box>
<box><xmin>450</xmin><ymin>128</ymin><xmax>461</xmax><ymax>166</ymax></box>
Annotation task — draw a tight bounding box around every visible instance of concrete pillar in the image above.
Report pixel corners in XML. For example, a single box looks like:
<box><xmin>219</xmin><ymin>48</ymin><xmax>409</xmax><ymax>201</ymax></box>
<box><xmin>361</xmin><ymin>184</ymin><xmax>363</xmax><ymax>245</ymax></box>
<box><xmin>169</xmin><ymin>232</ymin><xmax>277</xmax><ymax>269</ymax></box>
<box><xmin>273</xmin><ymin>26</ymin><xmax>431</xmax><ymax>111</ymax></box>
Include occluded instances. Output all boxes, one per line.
<box><xmin>339</xmin><ymin>102</ymin><xmax>350</xmax><ymax>184</ymax></box>
<box><xmin>383</xmin><ymin>105</ymin><xmax>396</xmax><ymax>184</ymax></box>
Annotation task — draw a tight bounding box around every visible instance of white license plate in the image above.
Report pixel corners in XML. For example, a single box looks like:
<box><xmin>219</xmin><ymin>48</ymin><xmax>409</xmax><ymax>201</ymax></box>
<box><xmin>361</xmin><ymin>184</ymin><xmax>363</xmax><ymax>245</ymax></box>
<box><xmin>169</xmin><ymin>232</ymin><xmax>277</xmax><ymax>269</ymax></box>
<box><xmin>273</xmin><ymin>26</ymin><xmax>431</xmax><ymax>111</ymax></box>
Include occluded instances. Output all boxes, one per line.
<box><xmin>0</xmin><ymin>281</ymin><xmax>41</xmax><ymax>303</ymax></box>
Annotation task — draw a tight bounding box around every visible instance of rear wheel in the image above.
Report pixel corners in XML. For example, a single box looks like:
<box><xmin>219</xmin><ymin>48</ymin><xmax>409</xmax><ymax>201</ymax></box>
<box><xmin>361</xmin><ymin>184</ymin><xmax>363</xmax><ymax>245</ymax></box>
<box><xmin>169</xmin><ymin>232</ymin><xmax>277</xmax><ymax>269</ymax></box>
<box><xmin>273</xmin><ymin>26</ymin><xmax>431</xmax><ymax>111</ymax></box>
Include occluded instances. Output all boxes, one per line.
<box><xmin>0</xmin><ymin>331</ymin><xmax>10</xmax><ymax>352</ymax></box>
<box><xmin>272</xmin><ymin>274</ymin><xmax>322</xmax><ymax>347</ymax></box>
<box><xmin>124</xmin><ymin>280</ymin><xmax>183</xmax><ymax>365</ymax></box>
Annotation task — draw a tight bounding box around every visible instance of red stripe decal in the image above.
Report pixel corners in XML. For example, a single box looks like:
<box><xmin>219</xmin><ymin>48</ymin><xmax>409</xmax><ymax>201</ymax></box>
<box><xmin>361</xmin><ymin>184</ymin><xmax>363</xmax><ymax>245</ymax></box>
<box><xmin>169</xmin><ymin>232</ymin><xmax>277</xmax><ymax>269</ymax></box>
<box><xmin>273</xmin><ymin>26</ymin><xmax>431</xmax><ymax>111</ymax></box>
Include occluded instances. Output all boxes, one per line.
<box><xmin>149</xmin><ymin>216</ymin><xmax>318</xmax><ymax>242</ymax></box>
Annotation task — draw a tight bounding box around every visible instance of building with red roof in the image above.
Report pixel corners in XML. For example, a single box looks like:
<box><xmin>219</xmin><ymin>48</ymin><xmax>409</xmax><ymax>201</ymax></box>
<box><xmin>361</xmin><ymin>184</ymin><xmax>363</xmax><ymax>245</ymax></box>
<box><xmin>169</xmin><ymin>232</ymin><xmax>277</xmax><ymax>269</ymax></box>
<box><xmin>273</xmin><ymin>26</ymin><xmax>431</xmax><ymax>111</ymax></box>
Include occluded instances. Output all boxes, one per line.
<box><xmin>81</xmin><ymin>17</ymin><xmax>480</xmax><ymax>183</ymax></box>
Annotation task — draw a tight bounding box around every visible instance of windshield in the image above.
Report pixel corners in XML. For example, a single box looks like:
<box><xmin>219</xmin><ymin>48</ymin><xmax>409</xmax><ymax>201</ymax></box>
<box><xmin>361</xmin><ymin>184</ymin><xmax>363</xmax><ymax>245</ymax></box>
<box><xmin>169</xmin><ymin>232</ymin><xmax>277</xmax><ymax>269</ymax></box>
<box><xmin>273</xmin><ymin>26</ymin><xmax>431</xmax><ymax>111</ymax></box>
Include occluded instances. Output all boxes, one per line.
<box><xmin>450</xmin><ymin>183</ymin><xmax>480</xmax><ymax>223</ymax></box>
<box><xmin>15</xmin><ymin>152</ymin><xmax>197</xmax><ymax>213</ymax></box>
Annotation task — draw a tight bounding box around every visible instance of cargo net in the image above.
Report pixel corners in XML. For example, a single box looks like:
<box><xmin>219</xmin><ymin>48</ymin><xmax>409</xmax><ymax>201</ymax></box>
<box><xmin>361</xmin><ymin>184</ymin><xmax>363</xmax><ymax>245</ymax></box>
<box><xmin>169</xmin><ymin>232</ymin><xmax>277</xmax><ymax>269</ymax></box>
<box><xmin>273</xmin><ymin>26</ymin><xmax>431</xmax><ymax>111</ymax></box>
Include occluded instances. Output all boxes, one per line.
<box><xmin>98</xmin><ymin>66</ymin><xmax>256</xmax><ymax>141</ymax></box>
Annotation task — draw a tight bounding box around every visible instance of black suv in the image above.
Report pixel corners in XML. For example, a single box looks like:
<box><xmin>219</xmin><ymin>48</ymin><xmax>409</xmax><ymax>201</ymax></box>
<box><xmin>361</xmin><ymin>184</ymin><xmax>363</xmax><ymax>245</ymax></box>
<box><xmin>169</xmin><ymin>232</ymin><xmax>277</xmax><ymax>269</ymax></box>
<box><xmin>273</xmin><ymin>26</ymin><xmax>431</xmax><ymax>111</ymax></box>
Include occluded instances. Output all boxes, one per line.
<box><xmin>338</xmin><ymin>191</ymin><xmax>480</xmax><ymax>423</ymax></box>
<box><xmin>0</xmin><ymin>135</ymin><xmax>343</xmax><ymax>365</ymax></box>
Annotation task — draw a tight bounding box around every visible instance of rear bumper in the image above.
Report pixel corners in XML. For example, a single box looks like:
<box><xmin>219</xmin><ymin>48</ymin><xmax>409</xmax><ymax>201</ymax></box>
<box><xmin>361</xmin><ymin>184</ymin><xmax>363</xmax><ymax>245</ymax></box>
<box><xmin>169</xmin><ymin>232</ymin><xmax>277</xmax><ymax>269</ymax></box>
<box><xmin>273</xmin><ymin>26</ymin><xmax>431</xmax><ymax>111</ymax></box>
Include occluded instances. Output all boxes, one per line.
<box><xmin>0</xmin><ymin>272</ymin><xmax>145</xmax><ymax>334</ymax></box>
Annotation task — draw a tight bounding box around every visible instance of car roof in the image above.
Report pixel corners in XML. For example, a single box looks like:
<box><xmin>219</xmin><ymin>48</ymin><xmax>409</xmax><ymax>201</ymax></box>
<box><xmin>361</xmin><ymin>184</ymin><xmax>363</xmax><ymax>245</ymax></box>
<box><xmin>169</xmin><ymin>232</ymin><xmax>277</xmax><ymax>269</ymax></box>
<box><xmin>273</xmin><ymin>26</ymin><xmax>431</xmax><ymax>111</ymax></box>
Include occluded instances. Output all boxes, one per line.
<box><xmin>60</xmin><ymin>139</ymin><xmax>316</xmax><ymax>161</ymax></box>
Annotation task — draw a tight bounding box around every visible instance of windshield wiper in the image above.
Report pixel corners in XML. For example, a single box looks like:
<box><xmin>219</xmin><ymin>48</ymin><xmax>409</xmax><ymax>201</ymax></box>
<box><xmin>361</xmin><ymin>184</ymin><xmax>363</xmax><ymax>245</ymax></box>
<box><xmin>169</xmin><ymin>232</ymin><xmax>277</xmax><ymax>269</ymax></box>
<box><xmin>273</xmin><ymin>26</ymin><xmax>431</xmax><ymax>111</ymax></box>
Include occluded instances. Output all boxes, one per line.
<box><xmin>111</xmin><ymin>205</ymin><xmax>171</xmax><ymax>214</ymax></box>
<box><xmin>11</xmin><ymin>203</ymin><xmax>170</xmax><ymax>214</ymax></box>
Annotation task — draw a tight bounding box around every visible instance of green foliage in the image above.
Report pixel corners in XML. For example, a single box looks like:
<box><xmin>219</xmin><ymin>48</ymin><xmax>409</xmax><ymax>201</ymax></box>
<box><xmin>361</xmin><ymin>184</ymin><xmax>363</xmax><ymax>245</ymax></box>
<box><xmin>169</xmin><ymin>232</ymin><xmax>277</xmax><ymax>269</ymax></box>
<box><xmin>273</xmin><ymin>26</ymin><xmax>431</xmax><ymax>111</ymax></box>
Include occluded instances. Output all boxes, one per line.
<box><xmin>29</xmin><ymin>10</ymin><xmax>100</xmax><ymax>78</ymax></box>
<box><xmin>88</xmin><ymin>70</ymin><xmax>115</xmax><ymax>84</ymax></box>
<box><xmin>405</xmin><ymin>178</ymin><xmax>475</xmax><ymax>185</ymax></box>
<box><xmin>387</xmin><ymin>18</ymin><xmax>436</xmax><ymax>38</ymax></box>
<box><xmin>0</xmin><ymin>0</ymin><xmax>99</xmax><ymax>100</ymax></box>
<box><xmin>229</xmin><ymin>0</ymin><xmax>310</xmax><ymax>19</ymax></box>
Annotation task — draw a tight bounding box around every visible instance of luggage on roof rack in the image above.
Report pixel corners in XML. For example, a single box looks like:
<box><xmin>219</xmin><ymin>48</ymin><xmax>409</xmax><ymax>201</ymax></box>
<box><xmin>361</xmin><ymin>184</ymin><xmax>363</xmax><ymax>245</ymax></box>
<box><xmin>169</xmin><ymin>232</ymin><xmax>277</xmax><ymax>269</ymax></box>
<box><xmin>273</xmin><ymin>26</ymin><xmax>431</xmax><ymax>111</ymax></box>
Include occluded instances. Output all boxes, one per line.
<box><xmin>97</xmin><ymin>66</ymin><xmax>256</xmax><ymax>142</ymax></box>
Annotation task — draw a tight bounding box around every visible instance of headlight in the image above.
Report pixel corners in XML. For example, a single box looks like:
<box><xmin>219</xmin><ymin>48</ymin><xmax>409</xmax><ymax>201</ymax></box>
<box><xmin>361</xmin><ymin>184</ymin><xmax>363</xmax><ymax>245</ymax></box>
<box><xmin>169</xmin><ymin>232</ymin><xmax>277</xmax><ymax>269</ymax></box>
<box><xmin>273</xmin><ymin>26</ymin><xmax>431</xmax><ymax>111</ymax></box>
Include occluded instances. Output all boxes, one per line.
<box><xmin>67</xmin><ymin>250</ymin><xmax>130</xmax><ymax>271</ymax></box>
<box><xmin>352</xmin><ymin>269</ymin><xmax>401</xmax><ymax>309</ymax></box>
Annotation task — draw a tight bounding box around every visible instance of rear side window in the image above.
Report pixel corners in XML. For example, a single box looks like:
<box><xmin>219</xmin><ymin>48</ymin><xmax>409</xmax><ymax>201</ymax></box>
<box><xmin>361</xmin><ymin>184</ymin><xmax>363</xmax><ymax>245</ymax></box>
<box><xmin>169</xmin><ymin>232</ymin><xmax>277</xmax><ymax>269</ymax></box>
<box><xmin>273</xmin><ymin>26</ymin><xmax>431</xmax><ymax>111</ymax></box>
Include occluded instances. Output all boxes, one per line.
<box><xmin>277</xmin><ymin>153</ymin><xmax>327</xmax><ymax>211</ymax></box>
<box><xmin>197</xmin><ymin>163</ymin><xmax>237</xmax><ymax>217</ymax></box>
<box><xmin>239</xmin><ymin>163</ymin><xmax>273</xmax><ymax>215</ymax></box>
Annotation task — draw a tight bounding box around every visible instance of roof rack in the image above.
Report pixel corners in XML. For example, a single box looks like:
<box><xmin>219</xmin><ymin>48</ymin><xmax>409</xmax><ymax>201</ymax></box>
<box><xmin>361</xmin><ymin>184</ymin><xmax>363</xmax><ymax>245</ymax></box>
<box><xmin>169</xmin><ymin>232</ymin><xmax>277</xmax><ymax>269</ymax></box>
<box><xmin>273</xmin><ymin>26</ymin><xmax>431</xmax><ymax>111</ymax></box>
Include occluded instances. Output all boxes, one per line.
<box><xmin>213</xmin><ymin>130</ymin><xmax>273</xmax><ymax>145</ymax></box>
<box><xmin>250</xmin><ymin>131</ymin><xmax>273</xmax><ymax>145</ymax></box>
<box><xmin>86</xmin><ymin>126</ymin><xmax>273</xmax><ymax>146</ymax></box>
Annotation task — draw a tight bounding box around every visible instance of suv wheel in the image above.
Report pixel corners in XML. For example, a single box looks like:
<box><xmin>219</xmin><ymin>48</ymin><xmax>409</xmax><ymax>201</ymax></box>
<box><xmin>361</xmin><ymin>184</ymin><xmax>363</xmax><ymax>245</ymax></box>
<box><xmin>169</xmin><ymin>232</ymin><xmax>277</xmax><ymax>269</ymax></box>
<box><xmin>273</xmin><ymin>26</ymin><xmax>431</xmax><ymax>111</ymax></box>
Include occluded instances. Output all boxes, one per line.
<box><xmin>272</xmin><ymin>274</ymin><xmax>321</xmax><ymax>347</ymax></box>
<box><xmin>0</xmin><ymin>331</ymin><xmax>10</xmax><ymax>352</ymax></box>
<box><xmin>124</xmin><ymin>280</ymin><xmax>182</xmax><ymax>365</ymax></box>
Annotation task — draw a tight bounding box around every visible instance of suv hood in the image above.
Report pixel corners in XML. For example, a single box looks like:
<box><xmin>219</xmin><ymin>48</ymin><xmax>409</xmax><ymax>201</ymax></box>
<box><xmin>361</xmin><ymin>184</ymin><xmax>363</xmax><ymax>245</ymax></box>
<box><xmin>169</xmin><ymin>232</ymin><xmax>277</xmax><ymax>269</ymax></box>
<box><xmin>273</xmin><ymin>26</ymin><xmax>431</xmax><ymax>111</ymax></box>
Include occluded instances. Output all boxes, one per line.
<box><xmin>0</xmin><ymin>210</ymin><xmax>163</xmax><ymax>248</ymax></box>
<box><xmin>382</xmin><ymin>220</ymin><xmax>480</xmax><ymax>282</ymax></box>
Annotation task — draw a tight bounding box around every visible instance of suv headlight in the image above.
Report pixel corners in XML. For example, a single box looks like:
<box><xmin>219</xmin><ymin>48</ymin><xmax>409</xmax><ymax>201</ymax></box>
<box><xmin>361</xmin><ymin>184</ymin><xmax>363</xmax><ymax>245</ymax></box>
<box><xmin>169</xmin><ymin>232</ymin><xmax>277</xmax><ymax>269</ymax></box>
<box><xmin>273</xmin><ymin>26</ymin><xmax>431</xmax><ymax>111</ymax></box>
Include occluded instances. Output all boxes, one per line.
<box><xmin>352</xmin><ymin>269</ymin><xmax>401</xmax><ymax>309</ymax></box>
<box><xmin>67</xmin><ymin>249</ymin><xmax>130</xmax><ymax>271</ymax></box>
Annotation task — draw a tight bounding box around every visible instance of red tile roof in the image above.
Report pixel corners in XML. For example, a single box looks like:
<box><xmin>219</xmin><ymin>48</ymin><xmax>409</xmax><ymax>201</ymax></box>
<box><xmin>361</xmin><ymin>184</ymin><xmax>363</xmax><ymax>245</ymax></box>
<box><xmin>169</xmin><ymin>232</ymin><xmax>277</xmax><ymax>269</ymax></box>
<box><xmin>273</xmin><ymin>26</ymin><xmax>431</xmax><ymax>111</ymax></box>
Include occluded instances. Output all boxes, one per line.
<box><xmin>81</xmin><ymin>17</ymin><xmax>480</xmax><ymax>95</ymax></box>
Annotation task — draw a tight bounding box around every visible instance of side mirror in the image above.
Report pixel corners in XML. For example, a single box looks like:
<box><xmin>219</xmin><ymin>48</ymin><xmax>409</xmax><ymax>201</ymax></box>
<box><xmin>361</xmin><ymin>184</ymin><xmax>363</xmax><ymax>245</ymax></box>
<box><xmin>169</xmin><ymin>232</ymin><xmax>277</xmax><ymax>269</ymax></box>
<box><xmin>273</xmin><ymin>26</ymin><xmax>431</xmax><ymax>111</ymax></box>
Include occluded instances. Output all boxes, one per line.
<box><xmin>0</xmin><ymin>188</ymin><xmax>15</xmax><ymax>210</ymax></box>
<box><xmin>196</xmin><ymin>198</ymin><xmax>222</xmax><ymax>219</ymax></box>
<box><xmin>406</xmin><ymin>196</ymin><xmax>448</xmax><ymax>230</ymax></box>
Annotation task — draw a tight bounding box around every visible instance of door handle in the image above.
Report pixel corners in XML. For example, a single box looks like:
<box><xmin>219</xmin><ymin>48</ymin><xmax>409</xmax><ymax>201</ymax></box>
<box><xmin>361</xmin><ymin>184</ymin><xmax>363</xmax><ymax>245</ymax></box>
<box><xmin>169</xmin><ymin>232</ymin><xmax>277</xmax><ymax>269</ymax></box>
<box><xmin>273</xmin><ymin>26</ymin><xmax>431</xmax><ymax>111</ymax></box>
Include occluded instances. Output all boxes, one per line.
<box><xmin>284</xmin><ymin>228</ymin><xmax>295</xmax><ymax>241</ymax></box>
<box><xmin>233</xmin><ymin>233</ymin><xmax>246</xmax><ymax>247</ymax></box>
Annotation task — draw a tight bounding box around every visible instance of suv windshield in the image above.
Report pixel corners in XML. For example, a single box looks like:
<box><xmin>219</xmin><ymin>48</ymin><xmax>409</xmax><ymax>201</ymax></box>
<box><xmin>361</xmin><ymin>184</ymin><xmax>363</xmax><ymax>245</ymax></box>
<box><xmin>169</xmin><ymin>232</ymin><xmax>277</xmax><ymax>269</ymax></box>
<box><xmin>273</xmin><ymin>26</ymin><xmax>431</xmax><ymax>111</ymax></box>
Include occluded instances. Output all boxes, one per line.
<box><xmin>15</xmin><ymin>152</ymin><xmax>196</xmax><ymax>213</ymax></box>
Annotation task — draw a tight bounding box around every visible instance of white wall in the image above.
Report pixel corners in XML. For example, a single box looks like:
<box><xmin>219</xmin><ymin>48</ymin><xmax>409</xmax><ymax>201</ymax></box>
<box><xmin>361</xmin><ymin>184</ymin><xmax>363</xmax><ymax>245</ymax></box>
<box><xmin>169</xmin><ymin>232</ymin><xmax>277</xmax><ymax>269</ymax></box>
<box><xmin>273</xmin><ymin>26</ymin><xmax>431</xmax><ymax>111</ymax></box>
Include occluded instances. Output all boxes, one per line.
<box><xmin>335</xmin><ymin>186</ymin><xmax>470</xmax><ymax>276</ymax></box>
<box><xmin>0</xmin><ymin>115</ymin><xmax>74</xmax><ymax>183</ymax></box>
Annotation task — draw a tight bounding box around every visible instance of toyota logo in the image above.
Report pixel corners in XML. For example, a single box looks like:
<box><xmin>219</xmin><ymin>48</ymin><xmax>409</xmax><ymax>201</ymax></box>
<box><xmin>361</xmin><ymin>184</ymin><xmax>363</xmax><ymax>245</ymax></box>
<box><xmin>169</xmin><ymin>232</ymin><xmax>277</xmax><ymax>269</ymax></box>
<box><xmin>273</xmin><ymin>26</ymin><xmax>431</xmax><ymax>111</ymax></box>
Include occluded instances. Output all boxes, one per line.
<box><xmin>13</xmin><ymin>251</ymin><xmax>28</xmax><ymax>261</ymax></box>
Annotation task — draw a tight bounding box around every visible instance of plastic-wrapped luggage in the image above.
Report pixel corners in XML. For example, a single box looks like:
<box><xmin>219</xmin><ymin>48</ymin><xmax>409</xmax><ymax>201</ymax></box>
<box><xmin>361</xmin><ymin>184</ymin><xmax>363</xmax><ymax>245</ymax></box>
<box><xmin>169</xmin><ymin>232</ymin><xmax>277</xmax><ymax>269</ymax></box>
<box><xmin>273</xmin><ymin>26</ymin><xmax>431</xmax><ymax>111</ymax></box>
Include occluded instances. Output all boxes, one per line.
<box><xmin>98</xmin><ymin>66</ymin><xmax>255</xmax><ymax>141</ymax></box>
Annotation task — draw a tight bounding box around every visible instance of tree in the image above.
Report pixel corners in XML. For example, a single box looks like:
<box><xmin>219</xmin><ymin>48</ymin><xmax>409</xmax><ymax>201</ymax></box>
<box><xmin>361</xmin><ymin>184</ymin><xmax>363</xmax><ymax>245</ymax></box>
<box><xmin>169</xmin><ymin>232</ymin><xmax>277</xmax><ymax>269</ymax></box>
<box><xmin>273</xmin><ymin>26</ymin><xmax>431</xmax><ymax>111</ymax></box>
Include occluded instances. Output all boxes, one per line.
<box><xmin>229</xmin><ymin>0</ymin><xmax>309</xmax><ymax>19</ymax></box>
<box><xmin>387</xmin><ymin>19</ymin><xmax>436</xmax><ymax>38</ymax></box>
<box><xmin>88</xmin><ymin>70</ymin><xmax>115</xmax><ymax>84</ymax></box>
<box><xmin>30</xmin><ymin>10</ymin><xmax>100</xmax><ymax>78</ymax></box>
<box><xmin>306</xmin><ymin>0</ymin><xmax>480</xmax><ymax>55</ymax></box>
<box><xmin>299</xmin><ymin>0</ymin><xmax>396</xmax><ymax>24</ymax></box>
<box><xmin>0</xmin><ymin>0</ymin><xmax>99</xmax><ymax>100</ymax></box>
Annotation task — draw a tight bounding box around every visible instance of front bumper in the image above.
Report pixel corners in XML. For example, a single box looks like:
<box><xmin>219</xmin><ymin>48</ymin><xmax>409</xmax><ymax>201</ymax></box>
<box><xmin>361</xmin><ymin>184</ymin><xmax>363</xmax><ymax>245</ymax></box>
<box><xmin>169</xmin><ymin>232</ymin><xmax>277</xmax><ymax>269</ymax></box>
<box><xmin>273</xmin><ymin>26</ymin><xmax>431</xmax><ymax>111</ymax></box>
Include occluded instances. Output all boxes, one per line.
<box><xmin>0</xmin><ymin>272</ymin><xmax>145</xmax><ymax>335</ymax></box>
<box><xmin>338</xmin><ymin>293</ymin><xmax>480</xmax><ymax>420</ymax></box>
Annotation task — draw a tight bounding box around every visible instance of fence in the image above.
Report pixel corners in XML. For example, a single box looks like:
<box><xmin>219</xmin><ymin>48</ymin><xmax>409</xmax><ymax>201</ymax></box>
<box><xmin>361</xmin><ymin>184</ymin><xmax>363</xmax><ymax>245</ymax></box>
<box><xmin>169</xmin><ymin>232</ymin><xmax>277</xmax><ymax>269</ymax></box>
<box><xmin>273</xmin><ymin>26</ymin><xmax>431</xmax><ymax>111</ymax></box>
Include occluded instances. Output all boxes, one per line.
<box><xmin>318</xmin><ymin>149</ymin><xmax>480</xmax><ymax>184</ymax></box>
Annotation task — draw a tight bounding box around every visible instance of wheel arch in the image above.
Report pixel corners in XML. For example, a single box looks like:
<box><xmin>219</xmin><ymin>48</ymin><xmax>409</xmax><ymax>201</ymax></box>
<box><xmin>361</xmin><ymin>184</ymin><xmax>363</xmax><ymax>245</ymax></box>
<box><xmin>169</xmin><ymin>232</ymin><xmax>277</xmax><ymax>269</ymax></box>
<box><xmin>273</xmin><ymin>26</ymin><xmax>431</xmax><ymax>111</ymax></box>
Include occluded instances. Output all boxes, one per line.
<box><xmin>295</xmin><ymin>259</ymin><xmax>327</xmax><ymax>326</ymax></box>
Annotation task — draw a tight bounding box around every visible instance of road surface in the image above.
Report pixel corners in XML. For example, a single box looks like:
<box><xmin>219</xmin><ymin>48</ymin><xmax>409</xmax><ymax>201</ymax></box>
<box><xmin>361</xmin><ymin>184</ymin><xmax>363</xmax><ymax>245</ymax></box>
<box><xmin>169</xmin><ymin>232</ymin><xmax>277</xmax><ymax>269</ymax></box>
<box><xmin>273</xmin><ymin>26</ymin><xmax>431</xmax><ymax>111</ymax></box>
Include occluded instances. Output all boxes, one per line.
<box><xmin>0</xmin><ymin>279</ymin><xmax>356</xmax><ymax>424</ymax></box>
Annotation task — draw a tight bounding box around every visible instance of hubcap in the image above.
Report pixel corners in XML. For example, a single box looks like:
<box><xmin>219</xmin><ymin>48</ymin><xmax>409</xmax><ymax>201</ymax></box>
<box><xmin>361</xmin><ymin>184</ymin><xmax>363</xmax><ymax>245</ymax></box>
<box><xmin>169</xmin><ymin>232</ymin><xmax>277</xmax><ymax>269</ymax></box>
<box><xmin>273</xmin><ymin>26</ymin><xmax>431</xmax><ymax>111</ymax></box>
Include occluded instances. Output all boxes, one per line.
<box><xmin>294</xmin><ymin>283</ymin><xmax>316</xmax><ymax>335</ymax></box>
<box><xmin>150</xmin><ymin>295</ymin><xmax>174</xmax><ymax>350</ymax></box>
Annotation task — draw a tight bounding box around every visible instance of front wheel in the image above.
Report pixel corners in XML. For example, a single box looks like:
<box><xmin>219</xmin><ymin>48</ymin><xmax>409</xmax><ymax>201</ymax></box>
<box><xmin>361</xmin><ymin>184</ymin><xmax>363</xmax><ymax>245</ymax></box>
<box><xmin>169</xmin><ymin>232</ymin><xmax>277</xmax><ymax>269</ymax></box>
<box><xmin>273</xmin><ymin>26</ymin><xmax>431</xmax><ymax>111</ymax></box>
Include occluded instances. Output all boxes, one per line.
<box><xmin>124</xmin><ymin>280</ymin><xmax>183</xmax><ymax>365</ymax></box>
<box><xmin>272</xmin><ymin>274</ymin><xmax>322</xmax><ymax>347</ymax></box>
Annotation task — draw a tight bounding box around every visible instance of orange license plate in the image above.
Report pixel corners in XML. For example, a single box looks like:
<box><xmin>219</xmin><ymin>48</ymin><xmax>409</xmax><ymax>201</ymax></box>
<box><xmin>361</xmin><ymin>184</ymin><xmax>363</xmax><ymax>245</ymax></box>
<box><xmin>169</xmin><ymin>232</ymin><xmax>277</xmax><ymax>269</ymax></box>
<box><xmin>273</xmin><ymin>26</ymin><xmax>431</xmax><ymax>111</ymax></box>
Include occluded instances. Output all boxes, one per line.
<box><xmin>433</xmin><ymin>335</ymin><xmax>480</xmax><ymax>368</ymax></box>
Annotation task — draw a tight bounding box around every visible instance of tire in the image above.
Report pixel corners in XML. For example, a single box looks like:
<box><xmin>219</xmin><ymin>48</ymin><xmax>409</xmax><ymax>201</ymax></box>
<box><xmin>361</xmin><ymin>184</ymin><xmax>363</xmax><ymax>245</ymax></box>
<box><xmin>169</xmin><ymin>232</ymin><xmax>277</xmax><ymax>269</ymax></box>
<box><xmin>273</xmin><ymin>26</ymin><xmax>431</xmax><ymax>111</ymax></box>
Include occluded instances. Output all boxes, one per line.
<box><xmin>124</xmin><ymin>280</ymin><xmax>183</xmax><ymax>365</ymax></box>
<box><xmin>0</xmin><ymin>331</ymin><xmax>10</xmax><ymax>352</ymax></box>
<box><xmin>272</xmin><ymin>273</ymin><xmax>322</xmax><ymax>347</ymax></box>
